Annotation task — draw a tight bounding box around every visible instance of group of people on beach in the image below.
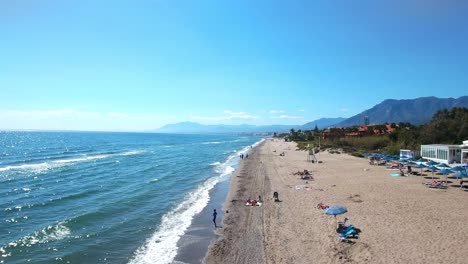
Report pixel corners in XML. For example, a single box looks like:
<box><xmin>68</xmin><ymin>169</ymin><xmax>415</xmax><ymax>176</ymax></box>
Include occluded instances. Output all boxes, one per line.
<box><xmin>294</xmin><ymin>169</ymin><xmax>314</xmax><ymax>180</ymax></box>
<box><xmin>213</xmin><ymin>192</ymin><xmax>280</xmax><ymax>227</ymax></box>
<box><xmin>240</xmin><ymin>153</ymin><xmax>248</xmax><ymax>159</ymax></box>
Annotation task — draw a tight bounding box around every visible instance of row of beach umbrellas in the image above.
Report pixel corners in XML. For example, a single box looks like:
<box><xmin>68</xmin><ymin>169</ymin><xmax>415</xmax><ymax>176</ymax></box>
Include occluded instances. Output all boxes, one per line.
<box><xmin>403</xmin><ymin>160</ymin><xmax>468</xmax><ymax>180</ymax></box>
<box><xmin>364</xmin><ymin>153</ymin><xmax>468</xmax><ymax>180</ymax></box>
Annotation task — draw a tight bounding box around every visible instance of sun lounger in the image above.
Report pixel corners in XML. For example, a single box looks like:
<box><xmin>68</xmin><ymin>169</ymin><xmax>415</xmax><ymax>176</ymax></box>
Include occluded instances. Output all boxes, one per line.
<box><xmin>337</xmin><ymin>225</ymin><xmax>355</xmax><ymax>234</ymax></box>
<box><xmin>339</xmin><ymin>228</ymin><xmax>359</xmax><ymax>240</ymax></box>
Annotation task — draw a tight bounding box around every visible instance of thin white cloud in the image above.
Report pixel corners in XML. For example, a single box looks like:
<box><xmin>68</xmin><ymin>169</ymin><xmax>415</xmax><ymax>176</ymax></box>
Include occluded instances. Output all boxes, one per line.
<box><xmin>108</xmin><ymin>112</ymin><xmax>129</xmax><ymax>117</ymax></box>
<box><xmin>274</xmin><ymin>115</ymin><xmax>304</xmax><ymax>119</ymax></box>
<box><xmin>190</xmin><ymin>110</ymin><xmax>258</xmax><ymax>122</ymax></box>
<box><xmin>269</xmin><ymin>110</ymin><xmax>285</xmax><ymax>114</ymax></box>
<box><xmin>298</xmin><ymin>109</ymin><xmax>305</xmax><ymax>112</ymax></box>
<box><xmin>340</xmin><ymin>108</ymin><xmax>349</xmax><ymax>112</ymax></box>
<box><xmin>0</xmin><ymin>109</ymin><xmax>170</xmax><ymax>131</ymax></box>
<box><xmin>1</xmin><ymin>109</ymin><xmax>102</xmax><ymax>118</ymax></box>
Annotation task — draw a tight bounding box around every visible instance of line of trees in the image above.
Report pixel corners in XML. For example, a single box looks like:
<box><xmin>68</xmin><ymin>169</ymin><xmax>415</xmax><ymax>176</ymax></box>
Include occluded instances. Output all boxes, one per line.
<box><xmin>280</xmin><ymin>107</ymin><xmax>468</xmax><ymax>155</ymax></box>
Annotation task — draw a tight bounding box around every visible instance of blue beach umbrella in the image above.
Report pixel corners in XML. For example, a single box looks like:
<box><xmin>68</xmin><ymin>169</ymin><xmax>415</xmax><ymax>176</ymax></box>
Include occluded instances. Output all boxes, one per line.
<box><xmin>426</xmin><ymin>161</ymin><xmax>439</xmax><ymax>166</ymax></box>
<box><xmin>452</xmin><ymin>172</ymin><xmax>468</xmax><ymax>189</ymax></box>
<box><xmin>324</xmin><ymin>206</ymin><xmax>348</xmax><ymax>218</ymax></box>
<box><xmin>438</xmin><ymin>168</ymin><xmax>453</xmax><ymax>174</ymax></box>
<box><xmin>416</xmin><ymin>158</ymin><xmax>425</xmax><ymax>163</ymax></box>
<box><xmin>427</xmin><ymin>165</ymin><xmax>439</xmax><ymax>179</ymax></box>
<box><xmin>452</xmin><ymin>166</ymin><xmax>466</xmax><ymax>172</ymax></box>
<box><xmin>437</xmin><ymin>163</ymin><xmax>451</xmax><ymax>169</ymax></box>
<box><xmin>438</xmin><ymin>168</ymin><xmax>453</xmax><ymax>183</ymax></box>
<box><xmin>416</xmin><ymin>163</ymin><xmax>427</xmax><ymax>176</ymax></box>
<box><xmin>452</xmin><ymin>171</ymin><xmax>468</xmax><ymax>179</ymax></box>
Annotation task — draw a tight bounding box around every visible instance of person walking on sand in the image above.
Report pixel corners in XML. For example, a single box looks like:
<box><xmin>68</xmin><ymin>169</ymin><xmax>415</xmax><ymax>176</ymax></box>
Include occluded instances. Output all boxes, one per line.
<box><xmin>212</xmin><ymin>209</ymin><xmax>218</xmax><ymax>228</ymax></box>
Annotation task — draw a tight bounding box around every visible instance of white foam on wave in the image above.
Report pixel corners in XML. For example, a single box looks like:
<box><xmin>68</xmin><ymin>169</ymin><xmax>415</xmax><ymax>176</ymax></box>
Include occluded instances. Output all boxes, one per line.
<box><xmin>201</xmin><ymin>141</ymin><xmax>223</xmax><ymax>145</ymax></box>
<box><xmin>209</xmin><ymin>162</ymin><xmax>221</xmax><ymax>166</ymax></box>
<box><xmin>128</xmin><ymin>138</ymin><xmax>265</xmax><ymax>264</ymax></box>
<box><xmin>128</xmin><ymin>176</ymin><xmax>221</xmax><ymax>264</ymax></box>
<box><xmin>121</xmin><ymin>150</ymin><xmax>146</xmax><ymax>156</ymax></box>
<box><xmin>0</xmin><ymin>163</ymin><xmax>50</xmax><ymax>173</ymax></box>
<box><xmin>1</xmin><ymin>221</ymin><xmax>71</xmax><ymax>261</ymax></box>
<box><xmin>0</xmin><ymin>150</ymin><xmax>145</xmax><ymax>173</ymax></box>
<box><xmin>53</xmin><ymin>155</ymin><xmax>109</xmax><ymax>164</ymax></box>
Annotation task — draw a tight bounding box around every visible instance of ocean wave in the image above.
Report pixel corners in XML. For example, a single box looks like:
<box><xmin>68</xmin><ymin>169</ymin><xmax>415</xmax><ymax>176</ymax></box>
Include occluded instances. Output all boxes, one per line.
<box><xmin>149</xmin><ymin>178</ymin><xmax>159</xmax><ymax>183</ymax></box>
<box><xmin>0</xmin><ymin>150</ymin><xmax>146</xmax><ymax>173</ymax></box>
<box><xmin>1</xmin><ymin>222</ymin><xmax>70</xmax><ymax>259</ymax></box>
<box><xmin>128</xmin><ymin>175</ymin><xmax>221</xmax><ymax>264</ymax></box>
<box><xmin>121</xmin><ymin>150</ymin><xmax>146</xmax><ymax>156</ymax></box>
<box><xmin>201</xmin><ymin>141</ymin><xmax>223</xmax><ymax>145</ymax></box>
<box><xmin>209</xmin><ymin>162</ymin><xmax>221</xmax><ymax>166</ymax></box>
<box><xmin>128</xmin><ymin>138</ymin><xmax>265</xmax><ymax>264</ymax></box>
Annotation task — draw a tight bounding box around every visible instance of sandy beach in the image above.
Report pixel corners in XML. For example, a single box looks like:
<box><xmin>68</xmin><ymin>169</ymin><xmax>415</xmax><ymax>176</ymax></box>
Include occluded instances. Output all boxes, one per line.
<box><xmin>204</xmin><ymin>139</ymin><xmax>468</xmax><ymax>264</ymax></box>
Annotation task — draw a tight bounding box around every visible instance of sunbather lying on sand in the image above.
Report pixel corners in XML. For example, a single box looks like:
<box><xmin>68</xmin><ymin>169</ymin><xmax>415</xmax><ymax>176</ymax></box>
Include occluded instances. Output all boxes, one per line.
<box><xmin>316</xmin><ymin>203</ymin><xmax>329</xmax><ymax>209</ymax></box>
<box><xmin>245</xmin><ymin>199</ymin><xmax>262</xmax><ymax>206</ymax></box>
<box><xmin>423</xmin><ymin>181</ymin><xmax>446</xmax><ymax>189</ymax></box>
<box><xmin>293</xmin><ymin>169</ymin><xmax>311</xmax><ymax>176</ymax></box>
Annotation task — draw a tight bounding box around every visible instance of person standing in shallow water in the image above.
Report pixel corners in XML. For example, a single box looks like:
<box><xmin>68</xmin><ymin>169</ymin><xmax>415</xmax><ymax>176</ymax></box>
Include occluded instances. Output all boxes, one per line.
<box><xmin>213</xmin><ymin>209</ymin><xmax>218</xmax><ymax>228</ymax></box>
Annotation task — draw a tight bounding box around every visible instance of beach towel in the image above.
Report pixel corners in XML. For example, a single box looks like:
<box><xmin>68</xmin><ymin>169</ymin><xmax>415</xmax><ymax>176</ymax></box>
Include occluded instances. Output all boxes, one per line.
<box><xmin>245</xmin><ymin>202</ymin><xmax>262</xmax><ymax>206</ymax></box>
<box><xmin>389</xmin><ymin>173</ymin><xmax>407</xmax><ymax>177</ymax></box>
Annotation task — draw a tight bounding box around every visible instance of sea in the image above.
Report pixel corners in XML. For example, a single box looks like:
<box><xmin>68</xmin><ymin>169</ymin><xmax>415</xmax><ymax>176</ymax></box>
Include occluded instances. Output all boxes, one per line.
<box><xmin>0</xmin><ymin>131</ymin><xmax>263</xmax><ymax>264</ymax></box>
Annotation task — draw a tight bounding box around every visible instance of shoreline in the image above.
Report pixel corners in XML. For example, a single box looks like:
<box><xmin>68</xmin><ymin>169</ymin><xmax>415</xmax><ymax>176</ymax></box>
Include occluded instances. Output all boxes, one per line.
<box><xmin>204</xmin><ymin>139</ymin><xmax>468</xmax><ymax>264</ymax></box>
<box><xmin>173</xmin><ymin>173</ymin><xmax>230</xmax><ymax>264</ymax></box>
<box><xmin>173</xmin><ymin>139</ymin><xmax>264</xmax><ymax>264</ymax></box>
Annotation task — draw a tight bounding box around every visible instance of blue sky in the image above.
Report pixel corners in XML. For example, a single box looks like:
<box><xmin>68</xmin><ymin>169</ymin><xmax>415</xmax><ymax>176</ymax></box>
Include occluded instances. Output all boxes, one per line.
<box><xmin>1</xmin><ymin>0</ymin><xmax>467</xmax><ymax>131</ymax></box>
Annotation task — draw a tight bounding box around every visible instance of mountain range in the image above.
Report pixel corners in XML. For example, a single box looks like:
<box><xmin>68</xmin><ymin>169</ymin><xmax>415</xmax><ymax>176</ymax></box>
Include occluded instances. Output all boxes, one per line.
<box><xmin>156</xmin><ymin>96</ymin><xmax>468</xmax><ymax>134</ymax></box>
<box><xmin>156</xmin><ymin>117</ymin><xmax>346</xmax><ymax>134</ymax></box>
<box><xmin>334</xmin><ymin>96</ymin><xmax>468</xmax><ymax>127</ymax></box>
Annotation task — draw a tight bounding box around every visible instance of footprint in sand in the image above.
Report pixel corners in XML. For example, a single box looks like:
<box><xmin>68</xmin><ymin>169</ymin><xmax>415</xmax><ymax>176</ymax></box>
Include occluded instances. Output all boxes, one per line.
<box><xmin>348</xmin><ymin>194</ymin><xmax>363</xmax><ymax>203</ymax></box>
<box><xmin>335</xmin><ymin>242</ymin><xmax>372</xmax><ymax>263</ymax></box>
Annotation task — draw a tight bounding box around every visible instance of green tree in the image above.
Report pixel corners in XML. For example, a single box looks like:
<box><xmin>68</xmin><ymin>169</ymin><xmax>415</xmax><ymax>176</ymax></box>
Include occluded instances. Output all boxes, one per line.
<box><xmin>314</xmin><ymin>125</ymin><xmax>319</xmax><ymax>133</ymax></box>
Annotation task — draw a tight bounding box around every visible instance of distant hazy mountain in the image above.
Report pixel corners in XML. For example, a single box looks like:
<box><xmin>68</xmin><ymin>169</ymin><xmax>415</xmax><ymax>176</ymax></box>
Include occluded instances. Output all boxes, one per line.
<box><xmin>156</xmin><ymin>122</ymin><xmax>297</xmax><ymax>134</ymax></box>
<box><xmin>301</xmin><ymin>117</ymin><xmax>347</xmax><ymax>130</ymax></box>
<box><xmin>156</xmin><ymin>97</ymin><xmax>468</xmax><ymax>133</ymax></box>
<box><xmin>157</xmin><ymin>116</ymin><xmax>348</xmax><ymax>134</ymax></box>
<box><xmin>335</xmin><ymin>96</ymin><xmax>468</xmax><ymax>127</ymax></box>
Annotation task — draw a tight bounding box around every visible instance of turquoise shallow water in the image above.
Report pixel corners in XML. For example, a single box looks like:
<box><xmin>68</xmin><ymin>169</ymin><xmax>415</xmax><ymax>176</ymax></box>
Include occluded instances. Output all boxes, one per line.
<box><xmin>0</xmin><ymin>131</ymin><xmax>262</xmax><ymax>264</ymax></box>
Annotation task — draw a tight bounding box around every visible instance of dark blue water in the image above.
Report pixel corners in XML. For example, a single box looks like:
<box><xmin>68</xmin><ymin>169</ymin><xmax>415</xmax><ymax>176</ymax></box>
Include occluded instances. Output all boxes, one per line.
<box><xmin>0</xmin><ymin>131</ymin><xmax>262</xmax><ymax>264</ymax></box>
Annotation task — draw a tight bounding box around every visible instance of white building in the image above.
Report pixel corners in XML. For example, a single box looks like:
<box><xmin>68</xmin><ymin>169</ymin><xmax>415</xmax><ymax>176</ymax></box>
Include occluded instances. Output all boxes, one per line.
<box><xmin>462</xmin><ymin>140</ymin><xmax>468</xmax><ymax>164</ymax></box>
<box><xmin>421</xmin><ymin>140</ymin><xmax>468</xmax><ymax>164</ymax></box>
<box><xmin>400</xmin><ymin>149</ymin><xmax>420</xmax><ymax>159</ymax></box>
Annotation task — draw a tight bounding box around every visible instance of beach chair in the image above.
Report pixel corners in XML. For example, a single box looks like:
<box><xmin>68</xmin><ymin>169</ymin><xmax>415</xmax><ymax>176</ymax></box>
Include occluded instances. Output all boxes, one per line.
<box><xmin>339</xmin><ymin>227</ymin><xmax>359</xmax><ymax>241</ymax></box>
<box><xmin>337</xmin><ymin>225</ymin><xmax>355</xmax><ymax>234</ymax></box>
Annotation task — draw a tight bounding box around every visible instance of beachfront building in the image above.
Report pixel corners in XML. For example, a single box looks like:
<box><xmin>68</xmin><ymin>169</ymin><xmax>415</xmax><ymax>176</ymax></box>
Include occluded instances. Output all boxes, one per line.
<box><xmin>400</xmin><ymin>149</ymin><xmax>420</xmax><ymax>159</ymax></box>
<box><xmin>462</xmin><ymin>140</ymin><xmax>468</xmax><ymax>164</ymax></box>
<box><xmin>421</xmin><ymin>141</ymin><xmax>468</xmax><ymax>164</ymax></box>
